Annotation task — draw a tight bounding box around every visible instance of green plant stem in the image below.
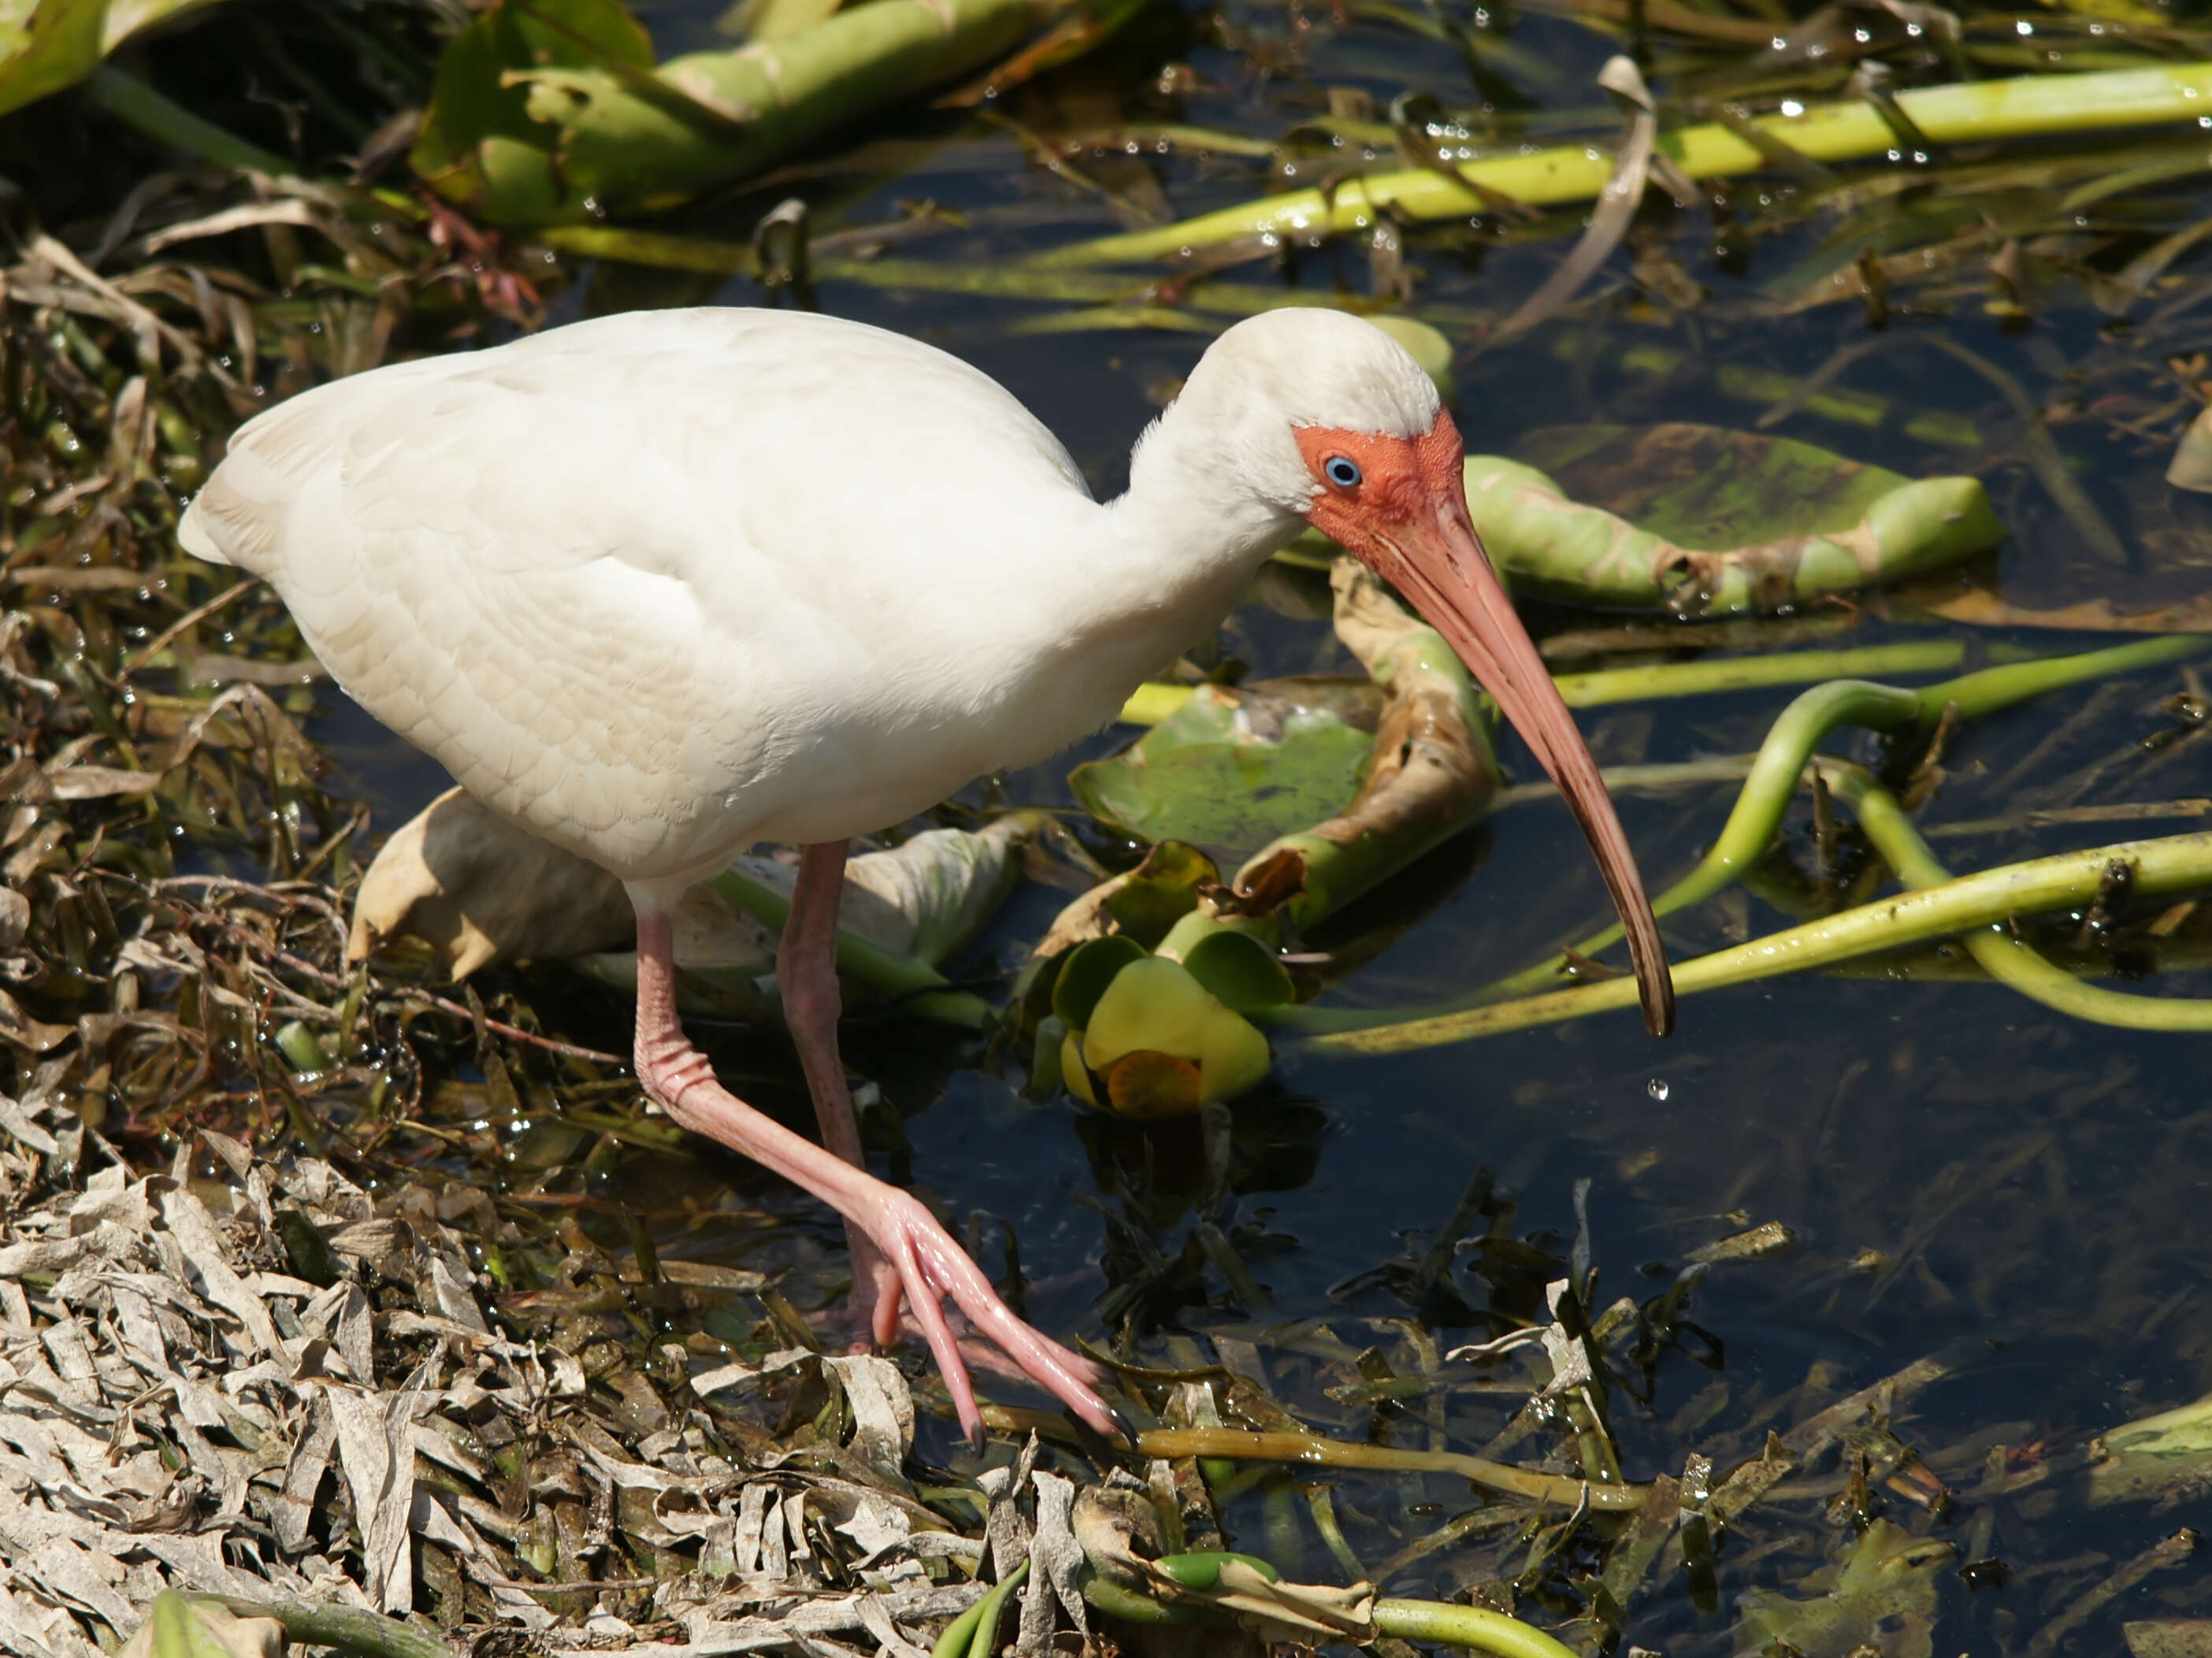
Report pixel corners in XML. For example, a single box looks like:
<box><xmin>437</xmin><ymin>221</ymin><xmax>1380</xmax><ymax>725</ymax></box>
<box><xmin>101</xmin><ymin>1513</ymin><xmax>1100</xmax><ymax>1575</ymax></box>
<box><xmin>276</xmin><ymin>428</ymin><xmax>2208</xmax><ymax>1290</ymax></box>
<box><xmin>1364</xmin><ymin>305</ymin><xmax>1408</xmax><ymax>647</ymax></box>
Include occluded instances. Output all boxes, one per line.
<box><xmin>1045</xmin><ymin>61</ymin><xmax>2212</xmax><ymax>265</ymax></box>
<box><xmin>1552</xmin><ymin>643</ymin><xmax>1963</xmax><ymax>706</ymax></box>
<box><xmin>1082</xmin><ymin>1575</ymin><xmax>1210</xmax><ymax>1625</ymax></box>
<box><xmin>1119</xmin><ymin>640</ymin><xmax>1974</xmax><ymax>729</ymax></box>
<box><xmin>1486</xmin><ymin>635</ymin><xmax>2211</xmax><ymax>1000</ymax></box>
<box><xmin>1484</xmin><ymin>679</ymin><xmax>1924</xmax><ymax>1000</ymax></box>
<box><xmin>191</xmin><ymin>1598</ymin><xmax>446</xmax><ymax>1658</ymax></box>
<box><xmin>1291</xmin><ymin>828</ymin><xmax>2212</xmax><ymax>1050</ymax></box>
<box><xmin>710</xmin><ymin>870</ymin><xmax>993</xmax><ymax>1028</ymax></box>
<box><xmin>930</xmin><ymin>1561</ymin><xmax>1027</xmax><ymax>1658</ymax></box>
<box><xmin>1931</xmin><ymin>635</ymin><xmax>2210</xmax><ymax>720</ymax></box>
<box><xmin>1306</xmin><ymin>1485</ymin><xmax>1368</xmax><ymax>1583</ymax></box>
<box><xmin>86</xmin><ymin>68</ymin><xmax>293</xmax><ymax>175</ymax></box>
<box><xmin>1835</xmin><ymin>767</ymin><xmax>2212</xmax><ymax>1030</ymax></box>
<box><xmin>1375</xmin><ymin>1600</ymin><xmax>1582</xmax><ymax>1658</ymax></box>
<box><xmin>1081</xmin><ymin>1578</ymin><xmax>1579</xmax><ymax>1656</ymax></box>
<box><xmin>1133</xmin><ymin>1426</ymin><xmax>1641</xmax><ymax>1510</ymax></box>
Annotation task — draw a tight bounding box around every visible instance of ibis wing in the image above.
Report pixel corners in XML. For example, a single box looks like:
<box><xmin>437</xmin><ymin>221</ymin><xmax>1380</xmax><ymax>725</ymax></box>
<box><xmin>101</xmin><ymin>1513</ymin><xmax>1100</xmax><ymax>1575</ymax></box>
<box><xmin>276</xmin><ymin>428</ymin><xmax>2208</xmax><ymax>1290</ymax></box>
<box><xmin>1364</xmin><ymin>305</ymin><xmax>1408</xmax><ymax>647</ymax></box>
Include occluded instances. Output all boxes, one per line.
<box><xmin>180</xmin><ymin>309</ymin><xmax>1092</xmax><ymax>881</ymax></box>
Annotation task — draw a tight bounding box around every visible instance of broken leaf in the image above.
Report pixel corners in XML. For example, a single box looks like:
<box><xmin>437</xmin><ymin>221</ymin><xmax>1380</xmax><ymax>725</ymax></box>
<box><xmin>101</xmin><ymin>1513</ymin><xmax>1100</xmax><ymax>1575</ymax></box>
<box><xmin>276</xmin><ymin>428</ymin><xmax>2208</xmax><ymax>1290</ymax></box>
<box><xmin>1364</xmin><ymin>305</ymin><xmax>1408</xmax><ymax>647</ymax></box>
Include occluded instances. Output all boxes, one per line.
<box><xmin>1464</xmin><ymin>424</ymin><xmax>2001</xmax><ymax>616</ymax></box>
<box><xmin>1733</xmin><ymin>1519</ymin><xmax>1954</xmax><ymax>1658</ymax></box>
<box><xmin>1224</xmin><ymin>562</ymin><xmax>1496</xmax><ymax>933</ymax></box>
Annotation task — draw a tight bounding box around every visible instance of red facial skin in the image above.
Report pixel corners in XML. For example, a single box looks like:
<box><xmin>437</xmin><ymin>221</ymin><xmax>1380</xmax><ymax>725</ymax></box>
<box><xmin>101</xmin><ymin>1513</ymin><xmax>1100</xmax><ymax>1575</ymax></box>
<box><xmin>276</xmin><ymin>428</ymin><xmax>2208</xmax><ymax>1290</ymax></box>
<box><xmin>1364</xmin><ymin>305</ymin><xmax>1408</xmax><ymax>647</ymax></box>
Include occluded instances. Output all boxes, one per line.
<box><xmin>1295</xmin><ymin>412</ymin><xmax>1676</xmax><ymax>1038</ymax></box>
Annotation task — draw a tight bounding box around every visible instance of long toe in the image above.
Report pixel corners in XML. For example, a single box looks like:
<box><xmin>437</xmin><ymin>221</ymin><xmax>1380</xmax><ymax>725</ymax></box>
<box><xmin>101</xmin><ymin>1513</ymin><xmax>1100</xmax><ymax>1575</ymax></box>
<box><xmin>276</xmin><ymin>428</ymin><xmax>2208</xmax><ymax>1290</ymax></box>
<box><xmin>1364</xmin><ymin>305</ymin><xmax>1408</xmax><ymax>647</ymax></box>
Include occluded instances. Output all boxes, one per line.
<box><xmin>867</xmin><ymin>1189</ymin><xmax>1119</xmax><ymax>1440</ymax></box>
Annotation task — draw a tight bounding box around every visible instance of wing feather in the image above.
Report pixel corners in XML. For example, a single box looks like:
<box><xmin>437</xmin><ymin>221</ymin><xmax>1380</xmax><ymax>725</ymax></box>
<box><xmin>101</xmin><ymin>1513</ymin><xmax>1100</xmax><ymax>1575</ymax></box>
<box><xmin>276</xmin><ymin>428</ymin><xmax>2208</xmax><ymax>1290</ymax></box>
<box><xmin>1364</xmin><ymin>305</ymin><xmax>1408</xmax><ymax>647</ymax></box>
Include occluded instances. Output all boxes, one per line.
<box><xmin>180</xmin><ymin>309</ymin><xmax>1093</xmax><ymax>879</ymax></box>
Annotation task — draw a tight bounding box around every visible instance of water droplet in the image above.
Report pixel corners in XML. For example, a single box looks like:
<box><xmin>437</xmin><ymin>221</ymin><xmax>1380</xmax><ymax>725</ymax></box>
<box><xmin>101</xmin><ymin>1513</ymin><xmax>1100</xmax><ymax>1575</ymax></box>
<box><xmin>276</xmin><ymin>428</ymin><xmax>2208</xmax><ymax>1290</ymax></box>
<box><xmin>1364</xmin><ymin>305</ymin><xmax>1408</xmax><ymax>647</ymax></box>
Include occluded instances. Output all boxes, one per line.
<box><xmin>1647</xmin><ymin>1078</ymin><xmax>1670</xmax><ymax>1101</ymax></box>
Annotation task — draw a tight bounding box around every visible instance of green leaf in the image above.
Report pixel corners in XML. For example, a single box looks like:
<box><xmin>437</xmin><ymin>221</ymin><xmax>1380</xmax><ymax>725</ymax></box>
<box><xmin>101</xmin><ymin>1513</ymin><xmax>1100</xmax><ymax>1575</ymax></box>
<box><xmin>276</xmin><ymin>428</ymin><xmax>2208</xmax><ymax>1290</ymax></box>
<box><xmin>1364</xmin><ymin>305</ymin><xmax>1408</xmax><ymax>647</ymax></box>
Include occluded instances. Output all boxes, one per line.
<box><xmin>1177</xmin><ymin>929</ymin><xmax>1293</xmax><ymax>1013</ymax></box>
<box><xmin>1461</xmin><ymin>423</ymin><xmax>2002</xmax><ymax>615</ymax></box>
<box><xmin>0</xmin><ymin>0</ymin><xmax>225</xmax><ymax>120</ymax></box>
<box><xmin>1051</xmin><ymin>935</ymin><xmax>1148</xmax><ymax>1028</ymax></box>
<box><xmin>409</xmin><ymin>0</ymin><xmax>655</xmax><ymax>221</ymax></box>
<box><xmin>411</xmin><ymin>0</ymin><xmax>1051</xmax><ymax>223</ymax></box>
<box><xmin>1069</xmin><ymin>682</ymin><xmax>1378</xmax><ymax>861</ymax></box>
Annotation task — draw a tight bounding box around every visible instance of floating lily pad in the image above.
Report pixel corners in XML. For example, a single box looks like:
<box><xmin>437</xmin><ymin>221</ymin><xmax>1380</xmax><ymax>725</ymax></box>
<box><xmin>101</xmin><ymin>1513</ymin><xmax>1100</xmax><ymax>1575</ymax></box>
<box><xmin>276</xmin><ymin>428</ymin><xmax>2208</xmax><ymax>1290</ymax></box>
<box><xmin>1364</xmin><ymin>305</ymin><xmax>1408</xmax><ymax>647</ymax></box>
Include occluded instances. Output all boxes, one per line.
<box><xmin>1070</xmin><ymin>681</ymin><xmax>1379</xmax><ymax>860</ymax></box>
<box><xmin>1462</xmin><ymin>422</ymin><xmax>2002</xmax><ymax>616</ymax></box>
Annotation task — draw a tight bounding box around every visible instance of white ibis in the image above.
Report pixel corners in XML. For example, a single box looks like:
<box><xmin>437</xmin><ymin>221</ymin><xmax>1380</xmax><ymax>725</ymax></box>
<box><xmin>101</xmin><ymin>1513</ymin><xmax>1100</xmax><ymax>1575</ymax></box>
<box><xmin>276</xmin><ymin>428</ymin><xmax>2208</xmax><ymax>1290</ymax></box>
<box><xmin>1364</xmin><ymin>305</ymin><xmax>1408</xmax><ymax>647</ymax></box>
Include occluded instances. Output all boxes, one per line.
<box><xmin>180</xmin><ymin>305</ymin><xmax>1673</xmax><ymax>1443</ymax></box>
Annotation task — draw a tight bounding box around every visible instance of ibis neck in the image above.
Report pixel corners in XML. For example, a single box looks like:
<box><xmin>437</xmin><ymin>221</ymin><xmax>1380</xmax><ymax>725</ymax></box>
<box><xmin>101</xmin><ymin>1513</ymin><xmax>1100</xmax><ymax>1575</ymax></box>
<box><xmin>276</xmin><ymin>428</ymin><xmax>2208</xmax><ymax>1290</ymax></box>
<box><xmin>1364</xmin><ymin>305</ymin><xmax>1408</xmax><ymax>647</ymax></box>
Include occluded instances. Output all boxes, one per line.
<box><xmin>1093</xmin><ymin>401</ymin><xmax>1308</xmax><ymax>621</ymax></box>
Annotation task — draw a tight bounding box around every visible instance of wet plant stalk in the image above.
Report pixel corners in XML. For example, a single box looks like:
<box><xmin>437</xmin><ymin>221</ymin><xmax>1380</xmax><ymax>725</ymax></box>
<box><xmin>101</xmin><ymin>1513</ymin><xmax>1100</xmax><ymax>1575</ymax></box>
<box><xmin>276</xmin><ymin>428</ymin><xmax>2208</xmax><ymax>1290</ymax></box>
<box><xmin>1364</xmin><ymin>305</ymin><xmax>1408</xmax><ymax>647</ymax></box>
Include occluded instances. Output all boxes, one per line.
<box><xmin>1134</xmin><ymin>1426</ymin><xmax>1641</xmax><ymax>1510</ymax></box>
<box><xmin>1375</xmin><ymin>1600</ymin><xmax>1581</xmax><ymax>1658</ymax></box>
<box><xmin>1835</xmin><ymin>767</ymin><xmax>2212</xmax><ymax>1030</ymax></box>
<box><xmin>929</xmin><ymin>1561</ymin><xmax>1026</xmax><ymax>1658</ymax></box>
<box><xmin>1117</xmin><ymin>640</ymin><xmax>1967</xmax><ymax>727</ymax></box>
<box><xmin>1294</xmin><ymin>827</ymin><xmax>2212</xmax><ymax>1049</ymax></box>
<box><xmin>1551</xmin><ymin>643</ymin><xmax>1963</xmax><ymax>706</ymax></box>
<box><xmin>1483</xmin><ymin>635</ymin><xmax>2211</xmax><ymax>1000</ymax></box>
<box><xmin>1047</xmin><ymin>61</ymin><xmax>2212</xmax><ymax>265</ymax></box>
<box><xmin>1081</xmin><ymin>1575</ymin><xmax>1580</xmax><ymax>1656</ymax></box>
<box><xmin>192</xmin><ymin>1598</ymin><xmax>446</xmax><ymax>1658</ymax></box>
<box><xmin>86</xmin><ymin>68</ymin><xmax>292</xmax><ymax>175</ymax></box>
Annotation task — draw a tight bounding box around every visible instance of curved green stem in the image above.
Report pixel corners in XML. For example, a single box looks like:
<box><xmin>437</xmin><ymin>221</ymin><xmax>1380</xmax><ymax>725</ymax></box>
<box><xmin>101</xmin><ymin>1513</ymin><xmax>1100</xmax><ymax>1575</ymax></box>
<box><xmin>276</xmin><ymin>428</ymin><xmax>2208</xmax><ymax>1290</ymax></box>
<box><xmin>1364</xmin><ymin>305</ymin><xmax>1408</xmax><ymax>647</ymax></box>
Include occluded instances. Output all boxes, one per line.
<box><xmin>1920</xmin><ymin>634</ymin><xmax>2210</xmax><ymax>721</ymax></box>
<box><xmin>1472</xmin><ymin>633</ymin><xmax>2212</xmax><ymax>1007</ymax></box>
<box><xmin>1833</xmin><ymin>767</ymin><xmax>2212</xmax><ymax>1030</ymax></box>
<box><xmin>1483</xmin><ymin>680</ymin><xmax>1923</xmax><ymax>1002</ymax></box>
<box><xmin>1294</xmin><ymin>828</ymin><xmax>2212</xmax><ymax>1050</ymax></box>
<box><xmin>930</xmin><ymin>1560</ymin><xmax>1028</xmax><ymax>1658</ymax></box>
<box><xmin>1375</xmin><ymin>1599</ymin><xmax>1582</xmax><ymax>1658</ymax></box>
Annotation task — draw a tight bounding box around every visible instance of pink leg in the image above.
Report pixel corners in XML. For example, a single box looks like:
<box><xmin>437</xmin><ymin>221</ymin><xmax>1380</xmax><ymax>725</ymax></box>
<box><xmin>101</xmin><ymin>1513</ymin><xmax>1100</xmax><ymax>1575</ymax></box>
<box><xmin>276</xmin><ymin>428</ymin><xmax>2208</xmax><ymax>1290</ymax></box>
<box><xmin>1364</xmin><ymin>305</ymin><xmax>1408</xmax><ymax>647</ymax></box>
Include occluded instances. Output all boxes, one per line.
<box><xmin>630</xmin><ymin>862</ymin><xmax>1115</xmax><ymax>1445</ymax></box>
<box><xmin>773</xmin><ymin>843</ymin><xmax>900</xmax><ymax>1336</ymax></box>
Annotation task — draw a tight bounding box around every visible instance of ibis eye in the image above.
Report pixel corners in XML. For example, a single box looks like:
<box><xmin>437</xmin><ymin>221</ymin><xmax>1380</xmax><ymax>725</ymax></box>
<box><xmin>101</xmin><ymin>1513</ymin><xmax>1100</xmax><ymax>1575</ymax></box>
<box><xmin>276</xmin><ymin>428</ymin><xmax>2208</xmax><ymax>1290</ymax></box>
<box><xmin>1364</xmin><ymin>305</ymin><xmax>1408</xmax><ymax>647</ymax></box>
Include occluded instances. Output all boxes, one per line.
<box><xmin>1323</xmin><ymin>455</ymin><xmax>1362</xmax><ymax>489</ymax></box>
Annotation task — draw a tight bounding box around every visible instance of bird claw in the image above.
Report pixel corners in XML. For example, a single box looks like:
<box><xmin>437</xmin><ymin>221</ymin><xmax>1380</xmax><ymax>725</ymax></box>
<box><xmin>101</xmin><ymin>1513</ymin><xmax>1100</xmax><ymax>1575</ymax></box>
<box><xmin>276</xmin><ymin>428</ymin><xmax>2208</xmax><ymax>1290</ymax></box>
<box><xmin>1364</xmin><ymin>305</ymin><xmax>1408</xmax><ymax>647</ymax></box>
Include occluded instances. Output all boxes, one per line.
<box><xmin>848</xmin><ymin>1189</ymin><xmax>1118</xmax><ymax>1444</ymax></box>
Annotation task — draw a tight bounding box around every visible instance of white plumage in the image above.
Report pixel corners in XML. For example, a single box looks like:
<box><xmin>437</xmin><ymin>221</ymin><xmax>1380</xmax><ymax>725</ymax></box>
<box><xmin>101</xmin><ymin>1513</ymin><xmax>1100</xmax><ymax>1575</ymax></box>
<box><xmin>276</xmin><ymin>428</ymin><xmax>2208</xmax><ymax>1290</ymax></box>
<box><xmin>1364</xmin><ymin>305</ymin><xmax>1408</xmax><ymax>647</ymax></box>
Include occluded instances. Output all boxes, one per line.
<box><xmin>183</xmin><ymin>304</ymin><xmax>1665</xmax><ymax>1442</ymax></box>
<box><xmin>182</xmin><ymin>306</ymin><xmax>1436</xmax><ymax>892</ymax></box>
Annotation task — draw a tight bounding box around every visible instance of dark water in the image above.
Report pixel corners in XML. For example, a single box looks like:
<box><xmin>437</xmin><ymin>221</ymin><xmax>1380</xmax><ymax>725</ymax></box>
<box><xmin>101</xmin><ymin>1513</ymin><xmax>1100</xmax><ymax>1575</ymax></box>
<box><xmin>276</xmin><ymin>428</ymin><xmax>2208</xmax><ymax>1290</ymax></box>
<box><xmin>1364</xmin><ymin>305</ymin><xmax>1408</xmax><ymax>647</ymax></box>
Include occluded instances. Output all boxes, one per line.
<box><xmin>319</xmin><ymin>2</ymin><xmax>2212</xmax><ymax>1645</ymax></box>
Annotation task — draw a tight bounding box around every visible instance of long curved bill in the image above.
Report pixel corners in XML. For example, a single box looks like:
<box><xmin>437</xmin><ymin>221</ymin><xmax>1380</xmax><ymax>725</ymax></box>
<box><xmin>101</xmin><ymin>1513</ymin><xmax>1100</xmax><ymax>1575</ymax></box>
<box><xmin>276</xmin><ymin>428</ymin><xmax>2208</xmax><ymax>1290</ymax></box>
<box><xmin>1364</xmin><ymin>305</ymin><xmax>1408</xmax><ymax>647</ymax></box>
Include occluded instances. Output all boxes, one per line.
<box><xmin>1388</xmin><ymin>498</ymin><xmax>1677</xmax><ymax>1037</ymax></box>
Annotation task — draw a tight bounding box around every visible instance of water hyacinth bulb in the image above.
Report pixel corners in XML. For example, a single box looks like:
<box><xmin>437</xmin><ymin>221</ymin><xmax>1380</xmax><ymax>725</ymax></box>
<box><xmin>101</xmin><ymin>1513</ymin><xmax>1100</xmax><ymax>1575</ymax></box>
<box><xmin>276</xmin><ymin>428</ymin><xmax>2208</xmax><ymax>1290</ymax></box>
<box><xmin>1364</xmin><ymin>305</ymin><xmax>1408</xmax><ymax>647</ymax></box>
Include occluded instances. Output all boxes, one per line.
<box><xmin>1060</xmin><ymin>955</ymin><xmax>1273</xmax><ymax>1118</ymax></box>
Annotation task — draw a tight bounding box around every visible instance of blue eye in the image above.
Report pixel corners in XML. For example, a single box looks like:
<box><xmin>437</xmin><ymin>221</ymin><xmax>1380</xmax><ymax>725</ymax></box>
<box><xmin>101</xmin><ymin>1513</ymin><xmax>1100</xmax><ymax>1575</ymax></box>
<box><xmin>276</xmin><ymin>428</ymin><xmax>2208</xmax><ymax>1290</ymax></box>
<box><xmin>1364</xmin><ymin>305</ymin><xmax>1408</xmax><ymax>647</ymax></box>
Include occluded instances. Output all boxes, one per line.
<box><xmin>1324</xmin><ymin>455</ymin><xmax>1362</xmax><ymax>488</ymax></box>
